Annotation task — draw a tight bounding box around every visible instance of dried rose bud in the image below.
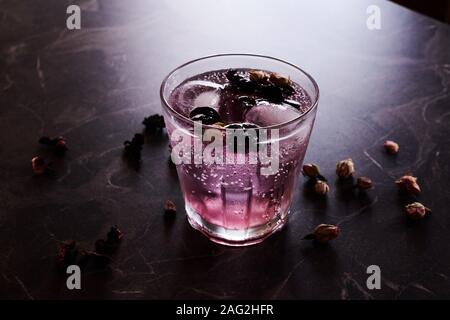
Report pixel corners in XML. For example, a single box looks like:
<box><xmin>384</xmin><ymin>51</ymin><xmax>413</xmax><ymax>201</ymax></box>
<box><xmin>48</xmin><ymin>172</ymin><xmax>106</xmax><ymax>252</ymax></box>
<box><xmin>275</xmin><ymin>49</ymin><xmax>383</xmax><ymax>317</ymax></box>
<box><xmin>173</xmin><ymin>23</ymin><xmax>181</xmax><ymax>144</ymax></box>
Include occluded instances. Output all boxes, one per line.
<box><xmin>31</xmin><ymin>156</ymin><xmax>46</xmax><ymax>175</ymax></box>
<box><xmin>249</xmin><ymin>70</ymin><xmax>268</xmax><ymax>82</ymax></box>
<box><xmin>164</xmin><ymin>200</ymin><xmax>177</xmax><ymax>214</ymax></box>
<box><xmin>93</xmin><ymin>226</ymin><xmax>124</xmax><ymax>256</ymax></box>
<box><xmin>55</xmin><ymin>137</ymin><xmax>68</xmax><ymax>154</ymax></box>
<box><xmin>405</xmin><ymin>202</ymin><xmax>430</xmax><ymax>219</ymax></box>
<box><xmin>336</xmin><ymin>158</ymin><xmax>355</xmax><ymax>179</ymax></box>
<box><xmin>39</xmin><ymin>136</ymin><xmax>68</xmax><ymax>155</ymax></box>
<box><xmin>302</xmin><ymin>163</ymin><xmax>320</xmax><ymax>178</ymax></box>
<box><xmin>395</xmin><ymin>175</ymin><xmax>420</xmax><ymax>194</ymax></box>
<box><xmin>269</xmin><ymin>72</ymin><xmax>291</xmax><ymax>87</ymax></box>
<box><xmin>212</xmin><ymin>122</ymin><xmax>225</xmax><ymax>128</ymax></box>
<box><xmin>384</xmin><ymin>140</ymin><xmax>399</xmax><ymax>154</ymax></box>
<box><xmin>356</xmin><ymin>176</ymin><xmax>373</xmax><ymax>190</ymax></box>
<box><xmin>107</xmin><ymin>226</ymin><xmax>124</xmax><ymax>244</ymax></box>
<box><xmin>314</xmin><ymin>180</ymin><xmax>329</xmax><ymax>195</ymax></box>
<box><xmin>303</xmin><ymin>224</ymin><xmax>340</xmax><ymax>243</ymax></box>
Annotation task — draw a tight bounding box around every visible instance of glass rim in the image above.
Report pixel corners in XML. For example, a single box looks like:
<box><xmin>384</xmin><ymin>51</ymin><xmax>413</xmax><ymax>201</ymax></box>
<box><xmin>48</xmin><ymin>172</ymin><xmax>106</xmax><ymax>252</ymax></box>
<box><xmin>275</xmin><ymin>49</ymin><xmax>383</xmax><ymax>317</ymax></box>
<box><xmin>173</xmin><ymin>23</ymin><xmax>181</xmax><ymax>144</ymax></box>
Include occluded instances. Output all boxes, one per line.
<box><xmin>160</xmin><ymin>53</ymin><xmax>320</xmax><ymax>130</ymax></box>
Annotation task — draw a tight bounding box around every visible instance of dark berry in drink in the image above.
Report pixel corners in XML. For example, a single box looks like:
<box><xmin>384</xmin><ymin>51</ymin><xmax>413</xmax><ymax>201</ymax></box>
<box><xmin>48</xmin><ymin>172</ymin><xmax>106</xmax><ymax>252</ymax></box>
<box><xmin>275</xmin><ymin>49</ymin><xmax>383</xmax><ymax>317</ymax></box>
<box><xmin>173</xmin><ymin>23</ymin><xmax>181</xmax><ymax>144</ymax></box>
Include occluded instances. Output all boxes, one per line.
<box><xmin>189</xmin><ymin>106</ymin><xmax>222</xmax><ymax>124</ymax></box>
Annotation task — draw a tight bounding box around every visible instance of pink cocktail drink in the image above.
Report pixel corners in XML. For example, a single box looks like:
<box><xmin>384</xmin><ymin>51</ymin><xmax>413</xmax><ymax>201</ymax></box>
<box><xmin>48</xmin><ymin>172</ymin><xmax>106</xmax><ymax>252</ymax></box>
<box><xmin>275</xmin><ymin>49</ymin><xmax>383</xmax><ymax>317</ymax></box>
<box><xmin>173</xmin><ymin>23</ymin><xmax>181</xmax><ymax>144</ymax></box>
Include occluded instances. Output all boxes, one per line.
<box><xmin>160</xmin><ymin>55</ymin><xmax>319</xmax><ymax>246</ymax></box>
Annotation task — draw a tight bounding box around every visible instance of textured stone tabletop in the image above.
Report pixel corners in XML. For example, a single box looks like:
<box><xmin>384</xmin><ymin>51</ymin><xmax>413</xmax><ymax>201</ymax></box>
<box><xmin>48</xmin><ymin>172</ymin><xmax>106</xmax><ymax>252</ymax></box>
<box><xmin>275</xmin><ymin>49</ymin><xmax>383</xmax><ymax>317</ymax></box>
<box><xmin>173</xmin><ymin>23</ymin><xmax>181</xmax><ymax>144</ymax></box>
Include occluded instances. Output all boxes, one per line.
<box><xmin>0</xmin><ymin>0</ymin><xmax>449</xmax><ymax>299</ymax></box>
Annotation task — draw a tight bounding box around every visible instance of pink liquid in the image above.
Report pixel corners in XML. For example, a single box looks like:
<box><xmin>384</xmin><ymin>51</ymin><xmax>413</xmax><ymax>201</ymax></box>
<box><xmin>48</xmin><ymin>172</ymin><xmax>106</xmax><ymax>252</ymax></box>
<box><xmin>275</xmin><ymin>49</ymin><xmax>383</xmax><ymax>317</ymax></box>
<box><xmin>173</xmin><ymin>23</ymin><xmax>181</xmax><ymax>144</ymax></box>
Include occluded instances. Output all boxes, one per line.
<box><xmin>166</xmin><ymin>69</ymin><xmax>314</xmax><ymax>243</ymax></box>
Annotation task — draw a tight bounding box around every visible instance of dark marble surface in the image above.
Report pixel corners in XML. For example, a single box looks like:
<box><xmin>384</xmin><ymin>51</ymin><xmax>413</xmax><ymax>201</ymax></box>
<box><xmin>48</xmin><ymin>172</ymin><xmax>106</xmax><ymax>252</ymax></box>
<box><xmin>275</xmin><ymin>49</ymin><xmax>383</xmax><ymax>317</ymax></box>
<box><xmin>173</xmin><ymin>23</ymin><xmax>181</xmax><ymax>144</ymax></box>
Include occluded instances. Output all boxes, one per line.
<box><xmin>0</xmin><ymin>0</ymin><xmax>449</xmax><ymax>300</ymax></box>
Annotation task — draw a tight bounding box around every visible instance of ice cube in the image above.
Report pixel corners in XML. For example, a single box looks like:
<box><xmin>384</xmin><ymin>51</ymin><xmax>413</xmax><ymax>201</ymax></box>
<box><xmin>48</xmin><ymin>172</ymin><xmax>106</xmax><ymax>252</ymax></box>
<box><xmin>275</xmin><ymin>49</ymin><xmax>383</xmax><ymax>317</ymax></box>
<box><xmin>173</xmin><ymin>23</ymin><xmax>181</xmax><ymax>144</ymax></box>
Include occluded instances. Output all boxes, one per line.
<box><xmin>174</xmin><ymin>80</ymin><xmax>223</xmax><ymax>115</ymax></box>
<box><xmin>194</xmin><ymin>90</ymin><xmax>220</xmax><ymax>108</ymax></box>
<box><xmin>244</xmin><ymin>102</ymin><xmax>302</xmax><ymax>126</ymax></box>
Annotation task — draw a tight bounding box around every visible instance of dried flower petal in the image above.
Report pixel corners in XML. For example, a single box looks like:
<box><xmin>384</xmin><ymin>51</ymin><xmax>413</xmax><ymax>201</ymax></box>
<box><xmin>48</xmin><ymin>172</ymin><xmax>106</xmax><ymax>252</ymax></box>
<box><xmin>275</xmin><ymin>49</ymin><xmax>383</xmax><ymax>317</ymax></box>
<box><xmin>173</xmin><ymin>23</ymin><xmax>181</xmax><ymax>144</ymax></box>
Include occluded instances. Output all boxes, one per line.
<box><xmin>395</xmin><ymin>175</ymin><xmax>420</xmax><ymax>194</ymax></box>
<box><xmin>384</xmin><ymin>140</ymin><xmax>399</xmax><ymax>154</ymax></box>
<box><xmin>164</xmin><ymin>200</ymin><xmax>177</xmax><ymax>215</ymax></box>
<box><xmin>356</xmin><ymin>176</ymin><xmax>373</xmax><ymax>190</ymax></box>
<box><xmin>303</xmin><ymin>224</ymin><xmax>339</xmax><ymax>243</ymax></box>
<box><xmin>405</xmin><ymin>202</ymin><xmax>430</xmax><ymax>219</ymax></box>
<box><xmin>336</xmin><ymin>158</ymin><xmax>355</xmax><ymax>179</ymax></box>
<box><xmin>314</xmin><ymin>180</ymin><xmax>329</xmax><ymax>195</ymax></box>
<box><xmin>302</xmin><ymin>163</ymin><xmax>320</xmax><ymax>178</ymax></box>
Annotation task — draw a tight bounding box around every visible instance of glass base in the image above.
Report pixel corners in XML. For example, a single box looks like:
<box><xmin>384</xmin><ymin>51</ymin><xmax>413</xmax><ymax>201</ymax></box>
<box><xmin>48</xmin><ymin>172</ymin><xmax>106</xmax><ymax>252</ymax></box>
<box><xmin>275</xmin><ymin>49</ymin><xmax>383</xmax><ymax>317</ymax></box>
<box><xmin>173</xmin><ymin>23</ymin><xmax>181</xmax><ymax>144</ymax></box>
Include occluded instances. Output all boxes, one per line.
<box><xmin>185</xmin><ymin>205</ymin><xmax>288</xmax><ymax>246</ymax></box>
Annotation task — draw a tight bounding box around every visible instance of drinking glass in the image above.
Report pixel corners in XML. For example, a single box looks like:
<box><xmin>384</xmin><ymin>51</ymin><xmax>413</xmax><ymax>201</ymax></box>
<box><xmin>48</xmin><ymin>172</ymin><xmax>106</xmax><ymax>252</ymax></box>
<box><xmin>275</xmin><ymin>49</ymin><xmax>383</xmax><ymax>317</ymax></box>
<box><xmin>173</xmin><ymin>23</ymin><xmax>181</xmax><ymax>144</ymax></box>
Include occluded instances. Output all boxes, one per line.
<box><xmin>160</xmin><ymin>54</ymin><xmax>319</xmax><ymax>246</ymax></box>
